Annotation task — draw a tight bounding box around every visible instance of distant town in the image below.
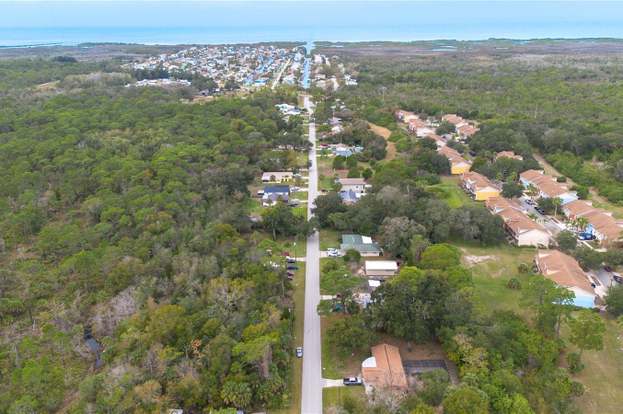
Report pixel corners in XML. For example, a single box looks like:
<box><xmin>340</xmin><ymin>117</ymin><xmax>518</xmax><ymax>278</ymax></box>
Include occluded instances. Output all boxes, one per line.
<box><xmin>126</xmin><ymin>44</ymin><xmax>357</xmax><ymax>94</ymax></box>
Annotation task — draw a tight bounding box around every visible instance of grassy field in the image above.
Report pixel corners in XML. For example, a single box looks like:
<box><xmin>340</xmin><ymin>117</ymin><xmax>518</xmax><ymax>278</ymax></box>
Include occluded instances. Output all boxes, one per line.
<box><xmin>571</xmin><ymin>316</ymin><xmax>623</xmax><ymax>414</ymax></box>
<box><xmin>428</xmin><ymin>176</ymin><xmax>476</xmax><ymax>208</ymax></box>
<box><xmin>457</xmin><ymin>242</ymin><xmax>623</xmax><ymax>412</ymax></box>
<box><xmin>319</xmin><ymin>228</ymin><xmax>341</xmax><ymax>251</ymax></box>
<box><xmin>321</xmin><ymin>314</ymin><xmax>367</xmax><ymax>380</ymax></box>
<box><xmin>457</xmin><ymin>242</ymin><xmax>535</xmax><ymax>317</ymax></box>
<box><xmin>323</xmin><ymin>387</ymin><xmax>366</xmax><ymax>411</ymax></box>
<box><xmin>368</xmin><ymin>121</ymin><xmax>396</xmax><ymax>161</ymax></box>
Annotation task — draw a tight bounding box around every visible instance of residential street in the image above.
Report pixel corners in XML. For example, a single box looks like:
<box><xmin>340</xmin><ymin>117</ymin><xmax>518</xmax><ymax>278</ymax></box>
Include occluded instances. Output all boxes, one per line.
<box><xmin>301</xmin><ymin>97</ymin><xmax>323</xmax><ymax>414</ymax></box>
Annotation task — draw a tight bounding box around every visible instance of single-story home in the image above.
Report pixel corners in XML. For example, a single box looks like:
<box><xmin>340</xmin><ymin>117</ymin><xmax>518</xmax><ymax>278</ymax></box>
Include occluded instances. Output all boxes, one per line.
<box><xmin>340</xmin><ymin>234</ymin><xmax>382</xmax><ymax>256</ymax></box>
<box><xmin>461</xmin><ymin>171</ymin><xmax>501</xmax><ymax>201</ymax></box>
<box><xmin>262</xmin><ymin>185</ymin><xmax>290</xmax><ymax>206</ymax></box>
<box><xmin>364</xmin><ymin>260</ymin><xmax>399</xmax><ymax>279</ymax></box>
<box><xmin>262</xmin><ymin>171</ymin><xmax>294</xmax><ymax>183</ymax></box>
<box><xmin>362</xmin><ymin>343</ymin><xmax>408</xmax><ymax>394</ymax></box>
<box><xmin>338</xmin><ymin>177</ymin><xmax>368</xmax><ymax>193</ymax></box>
<box><xmin>486</xmin><ymin>197</ymin><xmax>551</xmax><ymax>247</ymax></box>
<box><xmin>535</xmin><ymin>250</ymin><xmax>597</xmax><ymax>308</ymax></box>
<box><xmin>519</xmin><ymin>170</ymin><xmax>578</xmax><ymax>205</ymax></box>
<box><xmin>339</xmin><ymin>189</ymin><xmax>361</xmax><ymax>205</ymax></box>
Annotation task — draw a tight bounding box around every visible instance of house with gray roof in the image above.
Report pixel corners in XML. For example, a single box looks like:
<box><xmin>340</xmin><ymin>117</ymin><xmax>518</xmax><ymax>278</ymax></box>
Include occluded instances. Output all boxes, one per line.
<box><xmin>340</xmin><ymin>234</ymin><xmax>383</xmax><ymax>256</ymax></box>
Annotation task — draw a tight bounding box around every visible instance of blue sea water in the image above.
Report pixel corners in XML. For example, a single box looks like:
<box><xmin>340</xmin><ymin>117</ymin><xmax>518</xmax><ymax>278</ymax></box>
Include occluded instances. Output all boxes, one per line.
<box><xmin>2</xmin><ymin>1</ymin><xmax>623</xmax><ymax>47</ymax></box>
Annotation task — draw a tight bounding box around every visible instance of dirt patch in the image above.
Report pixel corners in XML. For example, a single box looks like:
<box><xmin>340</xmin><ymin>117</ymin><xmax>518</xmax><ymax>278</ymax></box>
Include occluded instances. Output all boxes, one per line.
<box><xmin>368</xmin><ymin>122</ymin><xmax>396</xmax><ymax>160</ymax></box>
<box><xmin>463</xmin><ymin>254</ymin><xmax>496</xmax><ymax>266</ymax></box>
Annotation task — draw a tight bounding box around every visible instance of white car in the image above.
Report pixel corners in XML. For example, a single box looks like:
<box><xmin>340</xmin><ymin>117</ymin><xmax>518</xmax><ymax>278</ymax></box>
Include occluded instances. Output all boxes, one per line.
<box><xmin>327</xmin><ymin>248</ymin><xmax>340</xmax><ymax>257</ymax></box>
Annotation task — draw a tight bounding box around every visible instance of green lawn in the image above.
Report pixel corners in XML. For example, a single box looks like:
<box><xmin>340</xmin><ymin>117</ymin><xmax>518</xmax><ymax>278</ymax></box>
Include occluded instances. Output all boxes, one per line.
<box><xmin>428</xmin><ymin>176</ymin><xmax>476</xmax><ymax>208</ymax></box>
<box><xmin>456</xmin><ymin>242</ymin><xmax>623</xmax><ymax>413</ymax></box>
<box><xmin>457</xmin><ymin>242</ymin><xmax>536</xmax><ymax>317</ymax></box>
<box><xmin>292</xmin><ymin>191</ymin><xmax>308</xmax><ymax>201</ymax></box>
<box><xmin>570</xmin><ymin>316</ymin><xmax>623</xmax><ymax>414</ymax></box>
<box><xmin>319</xmin><ymin>228</ymin><xmax>341</xmax><ymax>251</ymax></box>
<box><xmin>323</xmin><ymin>387</ymin><xmax>366</xmax><ymax>411</ymax></box>
<box><xmin>321</xmin><ymin>315</ymin><xmax>365</xmax><ymax>380</ymax></box>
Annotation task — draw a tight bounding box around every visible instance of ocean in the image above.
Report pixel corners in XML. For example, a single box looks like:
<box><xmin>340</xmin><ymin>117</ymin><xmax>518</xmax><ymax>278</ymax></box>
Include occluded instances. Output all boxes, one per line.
<box><xmin>2</xmin><ymin>1</ymin><xmax>623</xmax><ymax>47</ymax></box>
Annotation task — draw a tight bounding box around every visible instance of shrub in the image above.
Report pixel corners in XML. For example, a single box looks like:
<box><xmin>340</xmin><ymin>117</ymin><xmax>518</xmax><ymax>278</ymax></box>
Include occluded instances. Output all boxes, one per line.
<box><xmin>517</xmin><ymin>263</ymin><xmax>531</xmax><ymax>274</ymax></box>
<box><xmin>567</xmin><ymin>352</ymin><xmax>584</xmax><ymax>374</ymax></box>
<box><xmin>507</xmin><ymin>278</ymin><xmax>521</xmax><ymax>290</ymax></box>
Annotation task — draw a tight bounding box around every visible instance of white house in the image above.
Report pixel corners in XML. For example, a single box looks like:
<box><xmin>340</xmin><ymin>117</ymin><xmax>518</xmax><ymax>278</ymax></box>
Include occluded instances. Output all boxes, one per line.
<box><xmin>364</xmin><ymin>260</ymin><xmax>398</xmax><ymax>278</ymax></box>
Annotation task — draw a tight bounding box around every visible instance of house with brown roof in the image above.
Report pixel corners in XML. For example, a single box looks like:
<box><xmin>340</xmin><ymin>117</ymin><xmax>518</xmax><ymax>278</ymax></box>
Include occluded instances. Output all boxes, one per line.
<box><xmin>461</xmin><ymin>171</ymin><xmax>501</xmax><ymax>201</ymax></box>
<box><xmin>361</xmin><ymin>343</ymin><xmax>408</xmax><ymax>394</ymax></box>
<box><xmin>486</xmin><ymin>197</ymin><xmax>551</xmax><ymax>247</ymax></box>
<box><xmin>562</xmin><ymin>200</ymin><xmax>623</xmax><ymax>246</ymax></box>
<box><xmin>519</xmin><ymin>169</ymin><xmax>578</xmax><ymax>205</ymax></box>
<box><xmin>535</xmin><ymin>250</ymin><xmax>597</xmax><ymax>308</ymax></box>
<box><xmin>442</xmin><ymin>114</ymin><xmax>465</xmax><ymax>126</ymax></box>
<box><xmin>457</xmin><ymin>123</ymin><xmax>479</xmax><ymax>139</ymax></box>
<box><xmin>438</xmin><ymin>145</ymin><xmax>471</xmax><ymax>175</ymax></box>
<box><xmin>423</xmin><ymin>133</ymin><xmax>447</xmax><ymax>148</ymax></box>
<box><xmin>495</xmin><ymin>151</ymin><xmax>523</xmax><ymax>161</ymax></box>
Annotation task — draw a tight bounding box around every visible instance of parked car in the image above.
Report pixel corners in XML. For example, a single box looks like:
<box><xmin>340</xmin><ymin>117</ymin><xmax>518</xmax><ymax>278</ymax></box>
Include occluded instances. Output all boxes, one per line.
<box><xmin>286</xmin><ymin>257</ymin><xmax>296</xmax><ymax>263</ymax></box>
<box><xmin>604</xmin><ymin>265</ymin><xmax>614</xmax><ymax>272</ymax></box>
<box><xmin>525</xmin><ymin>198</ymin><xmax>535</xmax><ymax>205</ymax></box>
<box><xmin>343</xmin><ymin>377</ymin><xmax>363</xmax><ymax>386</ymax></box>
<box><xmin>295</xmin><ymin>347</ymin><xmax>303</xmax><ymax>358</ymax></box>
<box><xmin>578</xmin><ymin>232</ymin><xmax>596</xmax><ymax>241</ymax></box>
<box><xmin>327</xmin><ymin>248</ymin><xmax>340</xmax><ymax>257</ymax></box>
<box><xmin>535</xmin><ymin>207</ymin><xmax>545</xmax><ymax>214</ymax></box>
<box><xmin>287</xmin><ymin>265</ymin><xmax>299</xmax><ymax>270</ymax></box>
<box><xmin>613</xmin><ymin>273</ymin><xmax>623</xmax><ymax>284</ymax></box>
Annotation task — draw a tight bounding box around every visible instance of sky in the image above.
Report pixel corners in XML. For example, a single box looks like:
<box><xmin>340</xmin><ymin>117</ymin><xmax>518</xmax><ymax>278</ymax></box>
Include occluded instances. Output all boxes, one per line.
<box><xmin>2</xmin><ymin>1</ymin><xmax>623</xmax><ymax>29</ymax></box>
<box><xmin>2</xmin><ymin>1</ymin><xmax>623</xmax><ymax>45</ymax></box>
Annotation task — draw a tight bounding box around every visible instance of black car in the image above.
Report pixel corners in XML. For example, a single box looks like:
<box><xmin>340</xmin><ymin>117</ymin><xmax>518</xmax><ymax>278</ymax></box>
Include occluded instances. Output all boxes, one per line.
<box><xmin>287</xmin><ymin>265</ymin><xmax>299</xmax><ymax>270</ymax></box>
<box><xmin>343</xmin><ymin>377</ymin><xmax>363</xmax><ymax>386</ymax></box>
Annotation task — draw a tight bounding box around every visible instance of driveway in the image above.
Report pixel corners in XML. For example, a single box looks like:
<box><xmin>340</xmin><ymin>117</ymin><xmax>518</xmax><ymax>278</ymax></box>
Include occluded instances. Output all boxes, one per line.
<box><xmin>517</xmin><ymin>196</ymin><xmax>565</xmax><ymax>237</ymax></box>
<box><xmin>301</xmin><ymin>101</ymin><xmax>323</xmax><ymax>414</ymax></box>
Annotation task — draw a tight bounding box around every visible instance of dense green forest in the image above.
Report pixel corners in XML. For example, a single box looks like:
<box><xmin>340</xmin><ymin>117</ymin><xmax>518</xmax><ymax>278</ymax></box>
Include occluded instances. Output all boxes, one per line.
<box><xmin>336</xmin><ymin>53</ymin><xmax>623</xmax><ymax>203</ymax></box>
<box><xmin>0</xmin><ymin>58</ymin><xmax>307</xmax><ymax>413</ymax></box>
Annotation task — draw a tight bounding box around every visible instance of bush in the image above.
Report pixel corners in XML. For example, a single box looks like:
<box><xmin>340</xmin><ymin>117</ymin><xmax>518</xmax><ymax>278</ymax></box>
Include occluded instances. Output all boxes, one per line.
<box><xmin>605</xmin><ymin>284</ymin><xmax>623</xmax><ymax>316</ymax></box>
<box><xmin>556</xmin><ymin>176</ymin><xmax>567</xmax><ymax>183</ymax></box>
<box><xmin>556</xmin><ymin>230</ymin><xmax>577</xmax><ymax>252</ymax></box>
<box><xmin>343</xmin><ymin>248</ymin><xmax>361</xmax><ymax>264</ymax></box>
<box><xmin>517</xmin><ymin>263</ymin><xmax>531</xmax><ymax>274</ymax></box>
<box><xmin>419</xmin><ymin>369</ymin><xmax>449</xmax><ymax>406</ymax></box>
<box><xmin>507</xmin><ymin>277</ymin><xmax>521</xmax><ymax>290</ymax></box>
<box><xmin>567</xmin><ymin>352</ymin><xmax>584</xmax><ymax>374</ymax></box>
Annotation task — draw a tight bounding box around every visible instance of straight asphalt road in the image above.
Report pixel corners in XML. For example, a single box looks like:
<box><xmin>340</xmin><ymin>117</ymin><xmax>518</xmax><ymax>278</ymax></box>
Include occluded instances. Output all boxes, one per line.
<box><xmin>301</xmin><ymin>96</ymin><xmax>323</xmax><ymax>414</ymax></box>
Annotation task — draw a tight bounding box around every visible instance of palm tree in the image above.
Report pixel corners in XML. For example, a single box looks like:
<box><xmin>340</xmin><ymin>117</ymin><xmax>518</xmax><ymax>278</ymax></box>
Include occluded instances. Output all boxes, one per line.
<box><xmin>552</xmin><ymin>197</ymin><xmax>562</xmax><ymax>218</ymax></box>
<box><xmin>575</xmin><ymin>216</ymin><xmax>589</xmax><ymax>233</ymax></box>
<box><xmin>526</xmin><ymin>184</ymin><xmax>539</xmax><ymax>199</ymax></box>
